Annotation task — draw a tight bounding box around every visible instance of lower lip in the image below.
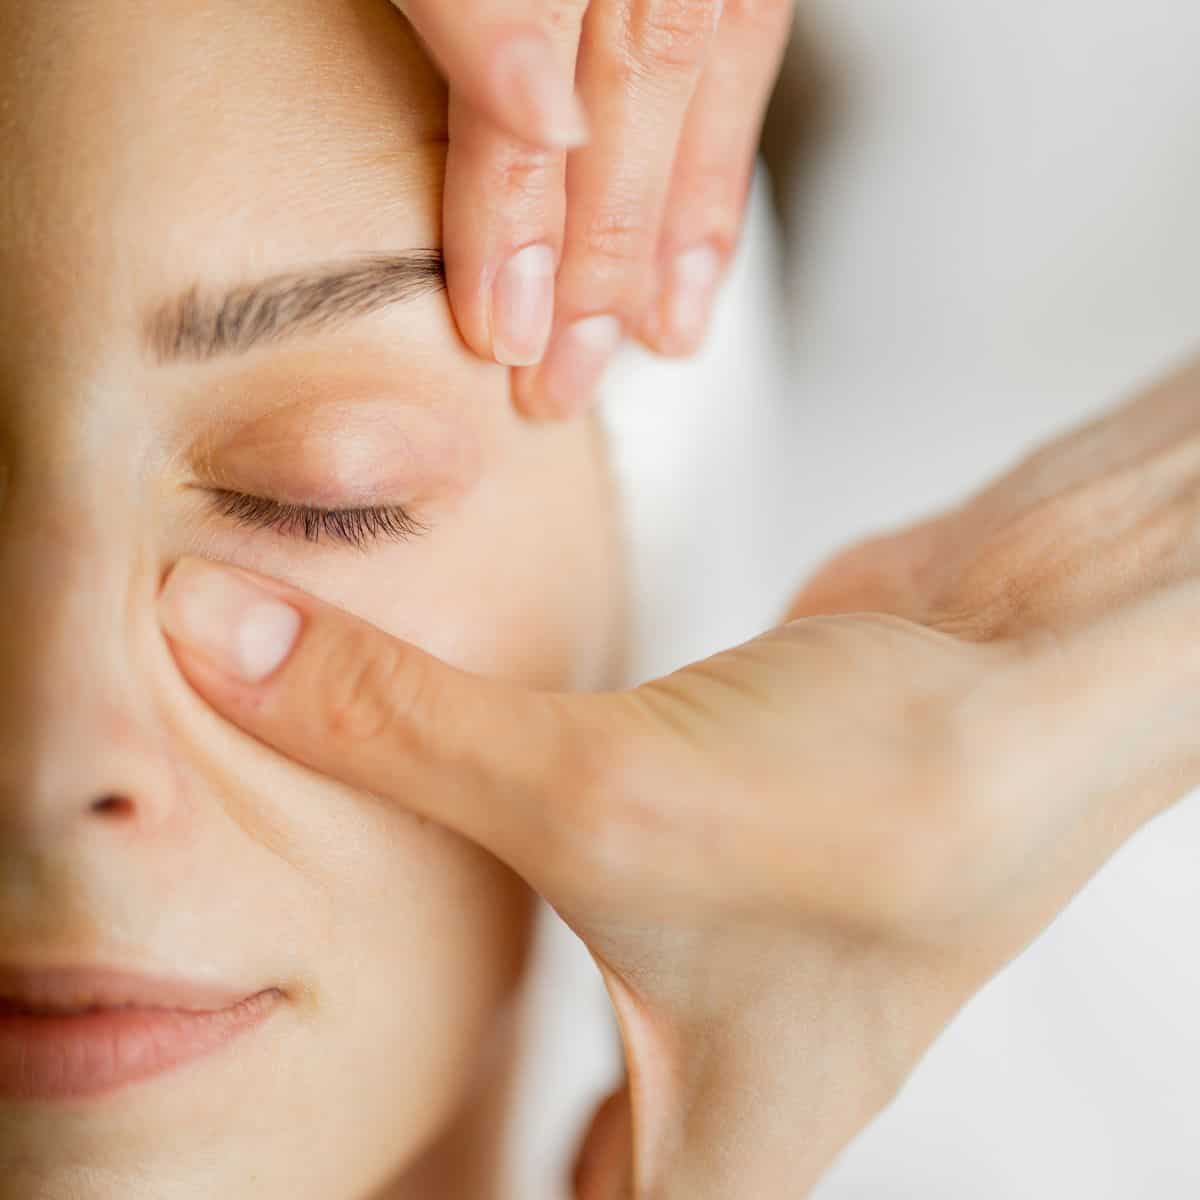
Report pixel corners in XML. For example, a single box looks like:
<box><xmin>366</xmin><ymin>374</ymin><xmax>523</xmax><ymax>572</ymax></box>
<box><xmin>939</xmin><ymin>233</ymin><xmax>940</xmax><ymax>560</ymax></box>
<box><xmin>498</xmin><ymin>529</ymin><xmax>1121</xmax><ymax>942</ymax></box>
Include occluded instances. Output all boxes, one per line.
<box><xmin>0</xmin><ymin>989</ymin><xmax>284</xmax><ymax>1102</ymax></box>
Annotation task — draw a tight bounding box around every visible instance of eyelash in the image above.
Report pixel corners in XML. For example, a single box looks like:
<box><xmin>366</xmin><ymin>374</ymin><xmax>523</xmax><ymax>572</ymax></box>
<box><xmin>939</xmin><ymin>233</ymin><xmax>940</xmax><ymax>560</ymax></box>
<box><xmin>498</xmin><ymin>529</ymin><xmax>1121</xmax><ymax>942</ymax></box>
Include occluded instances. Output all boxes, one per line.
<box><xmin>205</xmin><ymin>488</ymin><xmax>428</xmax><ymax>551</ymax></box>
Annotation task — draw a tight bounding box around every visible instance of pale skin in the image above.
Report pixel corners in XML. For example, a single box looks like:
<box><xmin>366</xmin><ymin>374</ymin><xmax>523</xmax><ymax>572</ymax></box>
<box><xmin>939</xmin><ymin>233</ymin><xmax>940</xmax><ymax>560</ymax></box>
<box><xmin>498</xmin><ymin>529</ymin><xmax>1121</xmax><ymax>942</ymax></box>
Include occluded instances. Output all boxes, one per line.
<box><xmin>160</xmin><ymin>350</ymin><xmax>1200</xmax><ymax>1197</ymax></box>
<box><xmin>0</xmin><ymin>2</ymin><xmax>626</xmax><ymax>1198</ymax></box>
<box><xmin>7</xmin><ymin>1</ymin><xmax>1200</xmax><ymax>1197</ymax></box>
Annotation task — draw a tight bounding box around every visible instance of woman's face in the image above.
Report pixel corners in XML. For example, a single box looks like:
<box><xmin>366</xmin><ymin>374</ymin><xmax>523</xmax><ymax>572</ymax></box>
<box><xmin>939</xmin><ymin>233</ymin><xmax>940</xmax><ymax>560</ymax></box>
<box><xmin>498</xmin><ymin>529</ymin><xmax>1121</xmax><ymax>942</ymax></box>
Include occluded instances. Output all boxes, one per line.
<box><xmin>0</xmin><ymin>1</ymin><xmax>624</xmax><ymax>1196</ymax></box>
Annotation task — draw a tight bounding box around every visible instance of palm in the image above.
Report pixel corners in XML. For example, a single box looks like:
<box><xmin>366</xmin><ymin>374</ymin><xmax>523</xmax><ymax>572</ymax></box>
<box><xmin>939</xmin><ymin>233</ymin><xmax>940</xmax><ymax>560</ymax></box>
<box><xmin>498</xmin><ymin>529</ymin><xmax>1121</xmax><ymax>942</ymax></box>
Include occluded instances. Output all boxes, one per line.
<box><xmin>566</xmin><ymin>358</ymin><xmax>1200</xmax><ymax>1196</ymax></box>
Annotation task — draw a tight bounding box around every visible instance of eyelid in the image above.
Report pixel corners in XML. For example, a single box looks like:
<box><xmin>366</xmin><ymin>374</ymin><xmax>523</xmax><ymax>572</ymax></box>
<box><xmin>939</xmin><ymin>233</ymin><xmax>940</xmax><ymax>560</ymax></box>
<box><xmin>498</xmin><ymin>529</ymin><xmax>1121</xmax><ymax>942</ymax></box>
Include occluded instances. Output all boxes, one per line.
<box><xmin>195</xmin><ymin>398</ymin><xmax>482</xmax><ymax>510</ymax></box>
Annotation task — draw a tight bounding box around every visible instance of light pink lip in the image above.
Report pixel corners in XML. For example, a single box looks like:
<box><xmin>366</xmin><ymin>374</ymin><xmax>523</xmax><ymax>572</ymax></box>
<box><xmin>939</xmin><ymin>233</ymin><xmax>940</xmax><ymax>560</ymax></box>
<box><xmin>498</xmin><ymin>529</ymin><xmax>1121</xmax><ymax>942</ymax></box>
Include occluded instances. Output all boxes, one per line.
<box><xmin>0</xmin><ymin>966</ymin><xmax>285</xmax><ymax>1102</ymax></box>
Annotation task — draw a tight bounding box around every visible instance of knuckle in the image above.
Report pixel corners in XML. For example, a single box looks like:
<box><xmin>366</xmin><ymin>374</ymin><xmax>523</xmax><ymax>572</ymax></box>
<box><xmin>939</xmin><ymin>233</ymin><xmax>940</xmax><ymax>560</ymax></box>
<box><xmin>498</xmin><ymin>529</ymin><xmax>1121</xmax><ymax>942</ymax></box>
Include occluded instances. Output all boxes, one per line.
<box><xmin>932</xmin><ymin>468</ymin><xmax>1176</xmax><ymax>643</ymax></box>
<box><xmin>542</xmin><ymin>0</ymin><xmax>591</xmax><ymax>37</ymax></box>
<box><xmin>319</xmin><ymin>628</ymin><xmax>409</xmax><ymax>747</ymax></box>
<box><xmin>667</xmin><ymin>163</ymin><xmax>749</xmax><ymax>247</ymax></box>
<box><xmin>489</xmin><ymin>145</ymin><xmax>561</xmax><ymax>196</ymax></box>
<box><xmin>854</xmin><ymin>683</ymin><xmax>979</xmax><ymax>933</ymax></box>
<box><xmin>930</xmin><ymin>501</ymin><xmax>1071</xmax><ymax>642</ymax></box>
<box><xmin>553</xmin><ymin>699</ymin><xmax>675</xmax><ymax>884</ymax></box>
<box><xmin>629</xmin><ymin>0</ymin><xmax>721</xmax><ymax>70</ymax></box>
<box><xmin>567</xmin><ymin>211</ymin><xmax>656</xmax><ymax>304</ymax></box>
<box><xmin>584</xmin><ymin>210</ymin><xmax>653</xmax><ymax>264</ymax></box>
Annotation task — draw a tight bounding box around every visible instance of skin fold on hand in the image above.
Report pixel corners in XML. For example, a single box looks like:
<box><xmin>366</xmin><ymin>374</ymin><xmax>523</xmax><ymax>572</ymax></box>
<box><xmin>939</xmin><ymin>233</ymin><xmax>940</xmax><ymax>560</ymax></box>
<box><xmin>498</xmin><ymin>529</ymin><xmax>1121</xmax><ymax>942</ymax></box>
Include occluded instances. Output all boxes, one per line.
<box><xmin>158</xmin><ymin>353</ymin><xmax>1200</xmax><ymax>1198</ymax></box>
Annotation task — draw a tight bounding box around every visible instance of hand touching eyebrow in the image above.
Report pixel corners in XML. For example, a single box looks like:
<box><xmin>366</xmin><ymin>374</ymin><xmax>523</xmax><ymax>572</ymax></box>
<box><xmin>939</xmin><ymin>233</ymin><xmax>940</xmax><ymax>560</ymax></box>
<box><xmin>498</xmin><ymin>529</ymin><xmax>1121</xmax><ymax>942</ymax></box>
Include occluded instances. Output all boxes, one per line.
<box><xmin>391</xmin><ymin>0</ymin><xmax>795</xmax><ymax>419</ymax></box>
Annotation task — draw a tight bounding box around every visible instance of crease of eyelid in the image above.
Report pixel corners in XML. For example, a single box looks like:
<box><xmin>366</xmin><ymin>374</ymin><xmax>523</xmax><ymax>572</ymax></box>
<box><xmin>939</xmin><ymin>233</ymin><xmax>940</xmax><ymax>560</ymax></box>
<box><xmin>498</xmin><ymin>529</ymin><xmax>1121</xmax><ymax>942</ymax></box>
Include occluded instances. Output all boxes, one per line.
<box><xmin>184</xmin><ymin>448</ymin><xmax>430</xmax><ymax>514</ymax></box>
<box><xmin>174</xmin><ymin>399</ymin><xmax>484</xmax><ymax>513</ymax></box>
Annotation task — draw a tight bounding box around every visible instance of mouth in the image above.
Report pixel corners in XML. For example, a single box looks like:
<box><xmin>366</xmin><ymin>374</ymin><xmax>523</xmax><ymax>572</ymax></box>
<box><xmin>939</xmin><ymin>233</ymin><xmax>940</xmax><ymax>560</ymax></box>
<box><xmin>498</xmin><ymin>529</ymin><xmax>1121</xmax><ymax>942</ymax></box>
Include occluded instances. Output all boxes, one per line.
<box><xmin>0</xmin><ymin>963</ymin><xmax>271</xmax><ymax>1012</ymax></box>
<box><xmin>0</xmin><ymin>997</ymin><xmax>158</xmax><ymax>1016</ymax></box>
<box><xmin>0</xmin><ymin>996</ymin><xmax>242</xmax><ymax>1017</ymax></box>
<box><xmin>0</xmin><ymin>965</ymin><xmax>286</xmax><ymax>1101</ymax></box>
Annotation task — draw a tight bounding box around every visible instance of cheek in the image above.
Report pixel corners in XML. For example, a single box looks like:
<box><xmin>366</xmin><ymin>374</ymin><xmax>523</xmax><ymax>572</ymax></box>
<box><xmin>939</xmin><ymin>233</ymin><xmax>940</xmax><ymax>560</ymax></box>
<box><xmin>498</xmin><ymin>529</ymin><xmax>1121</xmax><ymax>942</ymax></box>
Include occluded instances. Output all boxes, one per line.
<box><xmin>303</xmin><ymin>794</ymin><xmax>535</xmax><ymax>1173</ymax></box>
<box><xmin>245</xmin><ymin>454</ymin><xmax>611</xmax><ymax>692</ymax></box>
<box><xmin>164</xmin><ymin>720</ymin><xmax>533</xmax><ymax>1180</ymax></box>
<box><xmin>379</xmin><ymin>414</ymin><xmax>618</xmax><ymax>689</ymax></box>
<box><xmin>144</xmin><ymin>388</ymin><xmax>604</xmax><ymax>1178</ymax></box>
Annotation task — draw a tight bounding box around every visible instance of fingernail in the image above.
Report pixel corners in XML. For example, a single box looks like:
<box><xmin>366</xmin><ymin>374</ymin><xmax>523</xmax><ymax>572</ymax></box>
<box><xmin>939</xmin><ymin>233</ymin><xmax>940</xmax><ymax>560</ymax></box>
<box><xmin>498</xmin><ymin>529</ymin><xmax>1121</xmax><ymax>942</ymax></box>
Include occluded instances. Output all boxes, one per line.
<box><xmin>660</xmin><ymin>245</ymin><xmax>723</xmax><ymax>354</ymax></box>
<box><xmin>492</xmin><ymin>243</ymin><xmax>556</xmax><ymax>366</ymax></box>
<box><xmin>494</xmin><ymin>32</ymin><xmax>589</xmax><ymax>148</ymax></box>
<box><xmin>529</xmin><ymin>315</ymin><xmax>621</xmax><ymax>418</ymax></box>
<box><xmin>159</xmin><ymin>559</ymin><xmax>302</xmax><ymax>684</ymax></box>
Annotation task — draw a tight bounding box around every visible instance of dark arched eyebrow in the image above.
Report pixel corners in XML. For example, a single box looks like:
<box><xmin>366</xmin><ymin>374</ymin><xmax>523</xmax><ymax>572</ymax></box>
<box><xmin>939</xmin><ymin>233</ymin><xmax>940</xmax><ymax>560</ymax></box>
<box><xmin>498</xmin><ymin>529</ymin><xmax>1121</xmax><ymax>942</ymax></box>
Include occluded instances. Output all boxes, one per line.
<box><xmin>143</xmin><ymin>251</ymin><xmax>445</xmax><ymax>364</ymax></box>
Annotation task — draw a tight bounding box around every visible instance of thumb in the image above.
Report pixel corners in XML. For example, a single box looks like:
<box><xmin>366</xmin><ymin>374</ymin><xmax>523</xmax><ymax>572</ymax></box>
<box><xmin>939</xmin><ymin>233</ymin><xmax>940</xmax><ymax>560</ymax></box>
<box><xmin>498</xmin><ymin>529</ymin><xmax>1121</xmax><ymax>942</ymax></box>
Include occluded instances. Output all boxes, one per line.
<box><xmin>157</xmin><ymin>556</ymin><xmax>596</xmax><ymax>881</ymax></box>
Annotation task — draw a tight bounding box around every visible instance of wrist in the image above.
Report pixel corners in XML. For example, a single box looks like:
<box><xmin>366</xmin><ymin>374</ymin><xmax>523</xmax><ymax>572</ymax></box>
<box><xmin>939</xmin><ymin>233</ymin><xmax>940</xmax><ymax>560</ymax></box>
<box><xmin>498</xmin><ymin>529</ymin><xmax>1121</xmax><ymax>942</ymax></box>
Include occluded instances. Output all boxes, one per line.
<box><xmin>630</xmin><ymin>1034</ymin><xmax>895</xmax><ymax>1200</ymax></box>
<box><xmin>644</xmin><ymin>1090</ymin><xmax>883</xmax><ymax>1200</ymax></box>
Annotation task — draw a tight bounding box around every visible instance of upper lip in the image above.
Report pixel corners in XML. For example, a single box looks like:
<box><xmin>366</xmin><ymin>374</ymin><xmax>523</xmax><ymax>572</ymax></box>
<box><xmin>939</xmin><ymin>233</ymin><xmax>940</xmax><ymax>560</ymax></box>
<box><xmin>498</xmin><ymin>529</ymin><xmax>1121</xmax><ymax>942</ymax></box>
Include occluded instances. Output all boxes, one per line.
<box><xmin>0</xmin><ymin>965</ymin><xmax>270</xmax><ymax>1014</ymax></box>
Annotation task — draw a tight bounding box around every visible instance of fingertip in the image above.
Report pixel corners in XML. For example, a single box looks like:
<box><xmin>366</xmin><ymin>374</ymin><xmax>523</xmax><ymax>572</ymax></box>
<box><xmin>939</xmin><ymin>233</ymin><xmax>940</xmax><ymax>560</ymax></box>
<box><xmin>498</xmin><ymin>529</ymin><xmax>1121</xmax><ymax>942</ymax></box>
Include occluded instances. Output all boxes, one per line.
<box><xmin>634</xmin><ymin>302</ymin><xmax>681</xmax><ymax>359</ymax></box>
<box><xmin>644</xmin><ymin>243</ymin><xmax>724</xmax><ymax>357</ymax></box>
<box><xmin>444</xmin><ymin>90</ymin><xmax>570</xmax><ymax>368</ymax></box>
<box><xmin>510</xmin><ymin>363</ymin><xmax>563</xmax><ymax>422</ymax></box>
<box><xmin>510</xmin><ymin>316</ymin><xmax>619</xmax><ymax>421</ymax></box>
<box><xmin>441</xmin><ymin>258</ymin><xmax>492</xmax><ymax>360</ymax></box>
<box><xmin>492</xmin><ymin>242</ymin><xmax>557</xmax><ymax>366</ymax></box>
<box><xmin>158</xmin><ymin>556</ymin><xmax>303</xmax><ymax>686</ymax></box>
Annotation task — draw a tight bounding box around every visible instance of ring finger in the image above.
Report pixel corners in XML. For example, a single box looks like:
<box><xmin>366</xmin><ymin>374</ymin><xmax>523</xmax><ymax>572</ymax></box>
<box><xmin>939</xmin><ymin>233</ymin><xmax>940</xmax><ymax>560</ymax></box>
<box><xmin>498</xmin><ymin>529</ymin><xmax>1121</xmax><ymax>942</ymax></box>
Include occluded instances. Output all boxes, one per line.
<box><xmin>639</xmin><ymin>0</ymin><xmax>795</xmax><ymax>355</ymax></box>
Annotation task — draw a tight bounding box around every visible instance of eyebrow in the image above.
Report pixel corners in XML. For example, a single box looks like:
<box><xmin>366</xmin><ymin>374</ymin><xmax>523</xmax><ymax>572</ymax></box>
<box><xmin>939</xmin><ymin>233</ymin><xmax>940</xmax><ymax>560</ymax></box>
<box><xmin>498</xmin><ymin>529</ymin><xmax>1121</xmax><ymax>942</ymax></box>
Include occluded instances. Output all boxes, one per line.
<box><xmin>143</xmin><ymin>251</ymin><xmax>445</xmax><ymax>364</ymax></box>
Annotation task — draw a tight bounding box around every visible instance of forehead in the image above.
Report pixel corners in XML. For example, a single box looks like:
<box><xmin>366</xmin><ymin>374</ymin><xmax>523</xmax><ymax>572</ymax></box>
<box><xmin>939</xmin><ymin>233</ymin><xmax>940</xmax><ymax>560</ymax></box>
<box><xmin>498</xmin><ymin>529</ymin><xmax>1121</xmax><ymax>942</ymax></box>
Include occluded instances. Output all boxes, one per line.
<box><xmin>0</xmin><ymin>0</ymin><xmax>447</xmax><ymax>369</ymax></box>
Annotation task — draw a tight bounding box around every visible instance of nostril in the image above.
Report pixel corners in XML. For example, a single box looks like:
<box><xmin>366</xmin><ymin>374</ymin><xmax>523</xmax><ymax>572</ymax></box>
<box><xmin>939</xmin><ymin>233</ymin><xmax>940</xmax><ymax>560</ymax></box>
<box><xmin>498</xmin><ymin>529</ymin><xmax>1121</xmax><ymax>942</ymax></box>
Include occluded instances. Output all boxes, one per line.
<box><xmin>89</xmin><ymin>794</ymin><xmax>134</xmax><ymax>818</ymax></box>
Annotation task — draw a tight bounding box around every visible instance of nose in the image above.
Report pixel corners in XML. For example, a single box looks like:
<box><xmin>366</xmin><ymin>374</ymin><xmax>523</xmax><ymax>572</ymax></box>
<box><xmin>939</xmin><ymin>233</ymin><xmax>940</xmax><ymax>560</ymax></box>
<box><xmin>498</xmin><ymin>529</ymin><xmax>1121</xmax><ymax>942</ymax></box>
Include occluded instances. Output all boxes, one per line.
<box><xmin>0</xmin><ymin>515</ymin><xmax>181</xmax><ymax>845</ymax></box>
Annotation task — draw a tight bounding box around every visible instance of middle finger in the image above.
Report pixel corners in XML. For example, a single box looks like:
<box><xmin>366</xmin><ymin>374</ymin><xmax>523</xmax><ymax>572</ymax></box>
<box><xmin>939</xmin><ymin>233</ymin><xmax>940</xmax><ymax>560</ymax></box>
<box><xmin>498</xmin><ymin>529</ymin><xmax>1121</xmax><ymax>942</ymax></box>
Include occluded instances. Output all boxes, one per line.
<box><xmin>514</xmin><ymin>0</ymin><xmax>723</xmax><ymax>419</ymax></box>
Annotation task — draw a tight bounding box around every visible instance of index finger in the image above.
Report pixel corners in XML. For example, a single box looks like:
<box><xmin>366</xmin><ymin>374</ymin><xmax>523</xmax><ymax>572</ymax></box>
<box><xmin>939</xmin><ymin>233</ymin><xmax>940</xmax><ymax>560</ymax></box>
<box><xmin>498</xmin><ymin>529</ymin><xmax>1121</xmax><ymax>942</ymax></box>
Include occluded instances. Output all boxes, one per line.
<box><xmin>396</xmin><ymin>0</ymin><xmax>591</xmax><ymax>149</ymax></box>
<box><xmin>156</xmin><ymin>555</ymin><xmax>601</xmax><ymax>885</ymax></box>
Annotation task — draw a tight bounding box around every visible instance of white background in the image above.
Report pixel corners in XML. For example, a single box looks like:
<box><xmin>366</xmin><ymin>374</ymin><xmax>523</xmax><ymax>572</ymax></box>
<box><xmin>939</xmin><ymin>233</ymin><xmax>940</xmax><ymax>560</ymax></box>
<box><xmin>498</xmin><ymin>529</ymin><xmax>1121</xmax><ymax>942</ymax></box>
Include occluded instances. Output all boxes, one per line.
<box><xmin>509</xmin><ymin>3</ymin><xmax>1200</xmax><ymax>1195</ymax></box>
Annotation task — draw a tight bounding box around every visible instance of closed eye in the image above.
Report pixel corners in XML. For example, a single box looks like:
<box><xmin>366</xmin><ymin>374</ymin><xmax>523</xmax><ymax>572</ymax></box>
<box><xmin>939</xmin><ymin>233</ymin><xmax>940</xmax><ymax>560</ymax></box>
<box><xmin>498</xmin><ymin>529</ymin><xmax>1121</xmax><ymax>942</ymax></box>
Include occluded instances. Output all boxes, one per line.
<box><xmin>203</xmin><ymin>487</ymin><xmax>428</xmax><ymax>551</ymax></box>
